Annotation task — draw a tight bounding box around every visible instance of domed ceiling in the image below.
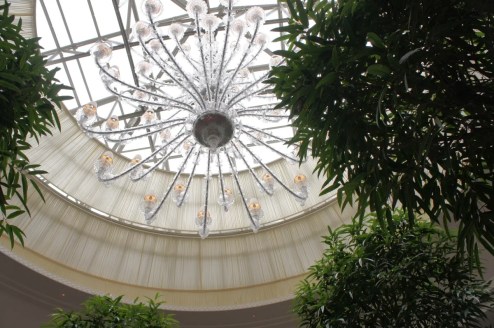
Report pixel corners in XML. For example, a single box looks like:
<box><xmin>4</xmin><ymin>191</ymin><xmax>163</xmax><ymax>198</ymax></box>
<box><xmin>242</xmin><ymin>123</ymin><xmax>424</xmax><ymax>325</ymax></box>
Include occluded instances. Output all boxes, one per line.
<box><xmin>1</xmin><ymin>0</ymin><xmax>355</xmax><ymax>311</ymax></box>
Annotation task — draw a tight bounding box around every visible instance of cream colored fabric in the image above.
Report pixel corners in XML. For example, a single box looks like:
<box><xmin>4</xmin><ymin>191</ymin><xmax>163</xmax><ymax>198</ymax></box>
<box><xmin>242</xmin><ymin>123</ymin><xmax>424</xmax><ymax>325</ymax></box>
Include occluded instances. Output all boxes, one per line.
<box><xmin>9</xmin><ymin>0</ymin><xmax>35</xmax><ymax>38</ymax></box>
<box><xmin>3</xmin><ymin>184</ymin><xmax>354</xmax><ymax>309</ymax></box>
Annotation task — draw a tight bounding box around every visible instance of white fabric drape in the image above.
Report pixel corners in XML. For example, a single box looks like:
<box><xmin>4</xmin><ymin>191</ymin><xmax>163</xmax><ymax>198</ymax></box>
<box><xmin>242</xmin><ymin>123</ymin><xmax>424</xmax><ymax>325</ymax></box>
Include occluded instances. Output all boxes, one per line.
<box><xmin>4</xmin><ymin>184</ymin><xmax>354</xmax><ymax>309</ymax></box>
<box><xmin>9</xmin><ymin>0</ymin><xmax>35</xmax><ymax>38</ymax></box>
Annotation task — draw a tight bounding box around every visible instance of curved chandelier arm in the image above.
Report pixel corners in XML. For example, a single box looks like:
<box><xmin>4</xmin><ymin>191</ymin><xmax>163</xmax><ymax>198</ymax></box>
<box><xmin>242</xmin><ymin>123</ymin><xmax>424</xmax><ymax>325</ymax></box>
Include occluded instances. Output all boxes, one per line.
<box><xmin>201</xmin><ymin>150</ymin><xmax>212</xmax><ymax>238</ymax></box>
<box><xmin>193</xmin><ymin>14</ymin><xmax>213</xmax><ymax>101</ymax></box>
<box><xmin>234</xmin><ymin>137</ymin><xmax>306</xmax><ymax>200</ymax></box>
<box><xmin>239</xmin><ymin>128</ymin><xmax>299</xmax><ymax>162</ymax></box>
<box><xmin>230</xmin><ymin>142</ymin><xmax>274</xmax><ymax>196</ymax></box>
<box><xmin>213</xmin><ymin>0</ymin><xmax>234</xmax><ymax>107</ymax></box>
<box><xmin>216</xmin><ymin>153</ymin><xmax>229</xmax><ymax>212</ymax></box>
<box><xmin>131</xmin><ymin>134</ymin><xmax>191</xmax><ymax>181</ymax></box>
<box><xmin>145</xmin><ymin>143</ymin><xmax>197</xmax><ymax>223</ymax></box>
<box><xmin>227</xmin><ymin>75</ymin><xmax>272</xmax><ymax>108</ymax></box>
<box><xmin>97</xmin><ymin>61</ymin><xmax>195</xmax><ymax>112</ymax></box>
<box><xmin>138</xmin><ymin>31</ymin><xmax>207</xmax><ymax>111</ymax></box>
<box><xmin>237</xmin><ymin>104</ymin><xmax>279</xmax><ymax>114</ymax></box>
<box><xmin>104</xmin><ymin>120</ymin><xmax>185</xmax><ymax>143</ymax></box>
<box><xmin>218</xmin><ymin>21</ymin><xmax>261</xmax><ymax>105</ymax></box>
<box><xmin>138</xmin><ymin>74</ymin><xmax>198</xmax><ymax>103</ymax></box>
<box><xmin>228</xmin><ymin>59</ymin><xmax>287</xmax><ymax>108</ymax></box>
<box><xmin>241</xmin><ymin>124</ymin><xmax>292</xmax><ymax>144</ymax></box>
<box><xmin>172</xmin><ymin>35</ymin><xmax>200</xmax><ymax>72</ymax></box>
<box><xmin>176</xmin><ymin>150</ymin><xmax>201</xmax><ymax>207</ymax></box>
<box><xmin>234</xmin><ymin>45</ymin><xmax>264</xmax><ymax>75</ymax></box>
<box><xmin>98</xmin><ymin>132</ymin><xmax>187</xmax><ymax>183</ymax></box>
<box><xmin>221</xmin><ymin>32</ymin><xmax>242</xmax><ymax>79</ymax></box>
<box><xmin>225</xmin><ymin>152</ymin><xmax>259</xmax><ymax>230</ymax></box>
<box><xmin>81</xmin><ymin>118</ymin><xmax>185</xmax><ymax>136</ymax></box>
<box><xmin>140</xmin><ymin>36</ymin><xmax>205</xmax><ymax>111</ymax></box>
<box><xmin>238</xmin><ymin>113</ymin><xmax>290</xmax><ymax>119</ymax></box>
<box><xmin>103</xmin><ymin>85</ymin><xmax>193</xmax><ymax>113</ymax></box>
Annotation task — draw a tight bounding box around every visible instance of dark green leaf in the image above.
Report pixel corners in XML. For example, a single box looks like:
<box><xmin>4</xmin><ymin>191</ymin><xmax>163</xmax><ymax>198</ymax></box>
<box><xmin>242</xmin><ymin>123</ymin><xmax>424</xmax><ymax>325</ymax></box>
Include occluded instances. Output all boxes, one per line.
<box><xmin>367</xmin><ymin>32</ymin><xmax>386</xmax><ymax>49</ymax></box>
<box><xmin>367</xmin><ymin>64</ymin><xmax>391</xmax><ymax>77</ymax></box>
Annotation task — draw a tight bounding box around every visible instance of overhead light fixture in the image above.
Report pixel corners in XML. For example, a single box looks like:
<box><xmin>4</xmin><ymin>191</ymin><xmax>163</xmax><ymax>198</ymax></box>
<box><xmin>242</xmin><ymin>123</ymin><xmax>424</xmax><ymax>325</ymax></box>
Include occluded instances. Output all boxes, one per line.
<box><xmin>74</xmin><ymin>0</ymin><xmax>308</xmax><ymax>238</ymax></box>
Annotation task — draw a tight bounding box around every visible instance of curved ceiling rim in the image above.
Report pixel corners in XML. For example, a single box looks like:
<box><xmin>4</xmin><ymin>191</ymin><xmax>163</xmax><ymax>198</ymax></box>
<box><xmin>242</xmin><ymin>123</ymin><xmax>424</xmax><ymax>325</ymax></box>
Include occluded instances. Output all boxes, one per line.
<box><xmin>0</xmin><ymin>241</ymin><xmax>301</xmax><ymax>311</ymax></box>
<box><xmin>36</xmin><ymin>171</ymin><xmax>338</xmax><ymax>238</ymax></box>
<box><xmin>0</xmin><ymin>197</ymin><xmax>356</xmax><ymax>310</ymax></box>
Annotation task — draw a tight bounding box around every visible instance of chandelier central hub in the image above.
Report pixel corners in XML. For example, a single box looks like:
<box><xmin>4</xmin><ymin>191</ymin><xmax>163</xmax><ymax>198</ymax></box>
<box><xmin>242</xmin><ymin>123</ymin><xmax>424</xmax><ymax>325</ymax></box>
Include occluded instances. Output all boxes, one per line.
<box><xmin>192</xmin><ymin>111</ymin><xmax>234</xmax><ymax>149</ymax></box>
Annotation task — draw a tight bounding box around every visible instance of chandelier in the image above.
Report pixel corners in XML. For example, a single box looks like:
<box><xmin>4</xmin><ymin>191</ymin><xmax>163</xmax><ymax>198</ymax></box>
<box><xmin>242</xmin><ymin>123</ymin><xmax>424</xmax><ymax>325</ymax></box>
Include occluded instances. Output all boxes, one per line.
<box><xmin>73</xmin><ymin>0</ymin><xmax>309</xmax><ymax>238</ymax></box>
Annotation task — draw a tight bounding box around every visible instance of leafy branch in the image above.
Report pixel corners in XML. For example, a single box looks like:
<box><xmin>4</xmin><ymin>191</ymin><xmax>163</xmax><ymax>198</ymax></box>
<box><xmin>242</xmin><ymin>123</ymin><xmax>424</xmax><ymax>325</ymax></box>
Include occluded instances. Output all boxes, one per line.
<box><xmin>0</xmin><ymin>1</ymin><xmax>72</xmax><ymax>247</ymax></box>
<box><xmin>295</xmin><ymin>211</ymin><xmax>494</xmax><ymax>327</ymax></box>
<box><xmin>43</xmin><ymin>294</ymin><xmax>179</xmax><ymax>328</ymax></box>
<box><xmin>268</xmin><ymin>0</ymin><xmax>494</xmax><ymax>263</ymax></box>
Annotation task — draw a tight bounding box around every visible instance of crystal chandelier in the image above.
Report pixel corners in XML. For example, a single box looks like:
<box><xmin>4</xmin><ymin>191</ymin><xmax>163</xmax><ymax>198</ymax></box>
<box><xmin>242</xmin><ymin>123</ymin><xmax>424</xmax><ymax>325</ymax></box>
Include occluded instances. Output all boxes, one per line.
<box><xmin>74</xmin><ymin>0</ymin><xmax>309</xmax><ymax>238</ymax></box>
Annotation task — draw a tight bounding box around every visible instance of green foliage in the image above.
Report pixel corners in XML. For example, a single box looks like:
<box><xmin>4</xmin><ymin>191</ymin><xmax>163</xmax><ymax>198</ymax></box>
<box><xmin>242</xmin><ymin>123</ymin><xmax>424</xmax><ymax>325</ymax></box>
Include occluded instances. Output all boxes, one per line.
<box><xmin>268</xmin><ymin>0</ymin><xmax>494</xmax><ymax>260</ymax></box>
<box><xmin>43</xmin><ymin>294</ymin><xmax>179</xmax><ymax>328</ymax></box>
<box><xmin>0</xmin><ymin>1</ymin><xmax>71</xmax><ymax>247</ymax></box>
<box><xmin>295</xmin><ymin>211</ymin><xmax>494</xmax><ymax>327</ymax></box>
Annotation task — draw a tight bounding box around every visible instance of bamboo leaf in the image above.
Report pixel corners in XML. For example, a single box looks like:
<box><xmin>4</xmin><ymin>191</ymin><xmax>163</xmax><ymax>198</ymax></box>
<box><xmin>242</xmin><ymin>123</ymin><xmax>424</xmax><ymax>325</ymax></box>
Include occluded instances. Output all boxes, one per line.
<box><xmin>367</xmin><ymin>64</ymin><xmax>391</xmax><ymax>77</ymax></box>
<box><xmin>367</xmin><ymin>32</ymin><xmax>386</xmax><ymax>49</ymax></box>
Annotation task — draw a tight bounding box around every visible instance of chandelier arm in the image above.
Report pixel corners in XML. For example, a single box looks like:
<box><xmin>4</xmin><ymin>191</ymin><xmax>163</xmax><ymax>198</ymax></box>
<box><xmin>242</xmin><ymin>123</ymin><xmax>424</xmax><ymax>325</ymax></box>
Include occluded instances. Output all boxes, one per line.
<box><xmin>200</xmin><ymin>150</ymin><xmax>212</xmax><ymax>237</ymax></box>
<box><xmin>235</xmin><ymin>137</ymin><xmax>305</xmax><ymax>200</ymax></box>
<box><xmin>106</xmin><ymin>87</ymin><xmax>192</xmax><ymax>113</ymax></box>
<box><xmin>97</xmin><ymin>61</ymin><xmax>194</xmax><ymax>111</ymax></box>
<box><xmin>225</xmin><ymin>152</ymin><xmax>259</xmax><ymax>230</ymax></box>
<box><xmin>237</xmin><ymin>104</ymin><xmax>280</xmax><ymax>114</ymax></box>
<box><xmin>227</xmin><ymin>59</ymin><xmax>287</xmax><ymax>108</ymax></box>
<box><xmin>243</xmin><ymin>123</ymin><xmax>312</xmax><ymax>153</ymax></box>
<box><xmin>131</xmin><ymin>135</ymin><xmax>191</xmax><ymax>181</ymax></box>
<box><xmin>138</xmin><ymin>74</ymin><xmax>198</xmax><ymax>103</ymax></box>
<box><xmin>239</xmin><ymin>128</ymin><xmax>299</xmax><ymax>162</ymax></box>
<box><xmin>230</xmin><ymin>142</ymin><xmax>274</xmax><ymax>196</ymax></box>
<box><xmin>208</xmin><ymin>31</ymin><xmax>214</xmax><ymax>94</ymax></box>
<box><xmin>217</xmin><ymin>22</ymin><xmax>261</xmax><ymax>105</ymax></box>
<box><xmin>138</xmin><ymin>31</ymin><xmax>207</xmax><ymax>111</ymax></box>
<box><xmin>221</xmin><ymin>33</ymin><xmax>242</xmax><ymax>77</ymax></box>
<box><xmin>146</xmin><ymin>12</ymin><xmax>207</xmax><ymax>106</ymax></box>
<box><xmin>227</xmin><ymin>72</ymin><xmax>271</xmax><ymax>107</ymax></box>
<box><xmin>172</xmin><ymin>35</ymin><xmax>200</xmax><ymax>72</ymax></box>
<box><xmin>238</xmin><ymin>113</ymin><xmax>290</xmax><ymax>119</ymax></box>
<box><xmin>241</xmin><ymin>124</ymin><xmax>292</xmax><ymax>144</ymax></box>
<box><xmin>145</xmin><ymin>142</ymin><xmax>197</xmax><ymax>223</ymax></box>
<box><xmin>213</xmin><ymin>0</ymin><xmax>233</xmax><ymax>110</ymax></box>
<box><xmin>139</xmin><ymin>74</ymin><xmax>178</xmax><ymax>88</ymax></box>
<box><xmin>90</xmin><ymin>107</ymin><xmax>182</xmax><ymax>129</ymax></box>
<box><xmin>234</xmin><ymin>45</ymin><xmax>264</xmax><ymax>75</ymax></box>
<box><xmin>82</xmin><ymin>118</ymin><xmax>185</xmax><ymax>136</ymax></box>
<box><xmin>216</xmin><ymin>153</ymin><xmax>228</xmax><ymax>212</ymax></box>
<box><xmin>176</xmin><ymin>150</ymin><xmax>201</xmax><ymax>207</ymax></box>
<box><xmin>104</xmin><ymin>121</ymin><xmax>185</xmax><ymax>143</ymax></box>
<box><xmin>194</xmin><ymin>14</ymin><xmax>213</xmax><ymax>101</ymax></box>
<box><xmin>97</xmin><ymin>132</ymin><xmax>187</xmax><ymax>183</ymax></box>
<box><xmin>228</xmin><ymin>86</ymin><xmax>272</xmax><ymax>109</ymax></box>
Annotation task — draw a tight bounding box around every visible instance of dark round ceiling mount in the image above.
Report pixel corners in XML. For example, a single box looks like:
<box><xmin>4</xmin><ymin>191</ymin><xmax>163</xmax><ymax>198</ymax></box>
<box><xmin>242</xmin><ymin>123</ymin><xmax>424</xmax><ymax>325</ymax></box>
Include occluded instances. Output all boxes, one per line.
<box><xmin>193</xmin><ymin>111</ymin><xmax>235</xmax><ymax>149</ymax></box>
